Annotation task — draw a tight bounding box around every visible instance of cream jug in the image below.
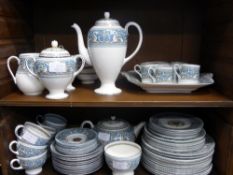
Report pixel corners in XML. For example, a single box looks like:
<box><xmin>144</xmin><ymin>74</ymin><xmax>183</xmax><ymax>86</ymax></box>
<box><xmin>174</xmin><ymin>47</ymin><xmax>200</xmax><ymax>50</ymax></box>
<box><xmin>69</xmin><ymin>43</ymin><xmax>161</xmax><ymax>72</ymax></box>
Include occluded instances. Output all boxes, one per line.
<box><xmin>7</xmin><ymin>53</ymin><xmax>44</xmax><ymax>96</ymax></box>
<box><xmin>72</xmin><ymin>12</ymin><xmax>143</xmax><ymax>95</ymax></box>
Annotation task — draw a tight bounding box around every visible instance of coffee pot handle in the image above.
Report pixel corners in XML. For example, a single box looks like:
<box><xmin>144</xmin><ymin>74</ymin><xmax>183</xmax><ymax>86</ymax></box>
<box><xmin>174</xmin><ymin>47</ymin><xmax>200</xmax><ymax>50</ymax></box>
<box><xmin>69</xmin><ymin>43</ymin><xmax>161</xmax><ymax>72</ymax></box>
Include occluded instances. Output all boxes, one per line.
<box><xmin>81</xmin><ymin>120</ymin><xmax>94</xmax><ymax>129</ymax></box>
<box><xmin>9</xmin><ymin>140</ymin><xmax>19</xmax><ymax>155</ymax></box>
<box><xmin>10</xmin><ymin>159</ymin><xmax>23</xmax><ymax>170</ymax></box>
<box><xmin>73</xmin><ymin>54</ymin><xmax>86</xmax><ymax>77</ymax></box>
<box><xmin>7</xmin><ymin>56</ymin><xmax>20</xmax><ymax>84</ymax></box>
<box><xmin>124</xmin><ymin>22</ymin><xmax>143</xmax><ymax>65</ymax></box>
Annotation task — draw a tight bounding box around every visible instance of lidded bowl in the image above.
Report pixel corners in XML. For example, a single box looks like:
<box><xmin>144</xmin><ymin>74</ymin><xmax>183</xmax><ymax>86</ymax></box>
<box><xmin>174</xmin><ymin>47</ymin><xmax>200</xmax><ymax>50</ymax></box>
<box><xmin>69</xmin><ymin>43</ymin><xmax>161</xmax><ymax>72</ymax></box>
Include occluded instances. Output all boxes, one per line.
<box><xmin>26</xmin><ymin>40</ymin><xmax>85</xmax><ymax>99</ymax></box>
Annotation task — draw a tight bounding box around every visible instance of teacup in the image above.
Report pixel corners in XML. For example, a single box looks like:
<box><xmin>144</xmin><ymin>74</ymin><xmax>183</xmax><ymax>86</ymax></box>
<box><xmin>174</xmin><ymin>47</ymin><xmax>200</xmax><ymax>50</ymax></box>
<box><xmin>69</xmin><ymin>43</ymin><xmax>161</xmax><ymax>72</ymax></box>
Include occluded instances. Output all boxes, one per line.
<box><xmin>36</xmin><ymin>123</ymin><xmax>56</xmax><ymax>137</ymax></box>
<box><xmin>174</xmin><ymin>63</ymin><xmax>200</xmax><ymax>84</ymax></box>
<box><xmin>134</xmin><ymin>61</ymin><xmax>169</xmax><ymax>83</ymax></box>
<box><xmin>148</xmin><ymin>65</ymin><xmax>175</xmax><ymax>84</ymax></box>
<box><xmin>9</xmin><ymin>140</ymin><xmax>47</xmax><ymax>157</ymax></box>
<box><xmin>10</xmin><ymin>151</ymin><xmax>47</xmax><ymax>175</ymax></box>
<box><xmin>36</xmin><ymin>113</ymin><xmax>67</xmax><ymax>131</ymax></box>
<box><xmin>104</xmin><ymin>141</ymin><xmax>142</xmax><ymax>175</ymax></box>
<box><xmin>15</xmin><ymin>122</ymin><xmax>51</xmax><ymax>146</ymax></box>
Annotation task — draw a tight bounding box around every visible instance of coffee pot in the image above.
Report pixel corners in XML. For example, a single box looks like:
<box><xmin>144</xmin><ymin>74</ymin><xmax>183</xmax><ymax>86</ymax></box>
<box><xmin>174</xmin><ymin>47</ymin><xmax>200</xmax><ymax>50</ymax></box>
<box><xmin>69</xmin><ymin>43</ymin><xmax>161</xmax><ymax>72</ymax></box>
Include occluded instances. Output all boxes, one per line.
<box><xmin>72</xmin><ymin>12</ymin><xmax>143</xmax><ymax>95</ymax></box>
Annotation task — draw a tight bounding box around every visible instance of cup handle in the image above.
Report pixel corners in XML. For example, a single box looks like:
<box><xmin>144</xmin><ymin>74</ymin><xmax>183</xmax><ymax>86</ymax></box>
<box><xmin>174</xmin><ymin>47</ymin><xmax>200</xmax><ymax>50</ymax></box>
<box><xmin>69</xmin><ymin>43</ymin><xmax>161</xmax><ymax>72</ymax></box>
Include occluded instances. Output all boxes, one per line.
<box><xmin>9</xmin><ymin>140</ymin><xmax>18</xmax><ymax>155</ymax></box>
<box><xmin>133</xmin><ymin>64</ymin><xmax>142</xmax><ymax>79</ymax></box>
<box><xmin>14</xmin><ymin>125</ymin><xmax>24</xmax><ymax>140</ymax></box>
<box><xmin>148</xmin><ymin>67</ymin><xmax>156</xmax><ymax>83</ymax></box>
<box><xmin>123</xmin><ymin>22</ymin><xmax>143</xmax><ymax>65</ymax></box>
<box><xmin>73</xmin><ymin>54</ymin><xmax>86</xmax><ymax>77</ymax></box>
<box><xmin>36</xmin><ymin>115</ymin><xmax>44</xmax><ymax>125</ymax></box>
<box><xmin>174</xmin><ymin>64</ymin><xmax>181</xmax><ymax>80</ymax></box>
<box><xmin>81</xmin><ymin>120</ymin><xmax>94</xmax><ymax>129</ymax></box>
<box><xmin>25</xmin><ymin>57</ymin><xmax>39</xmax><ymax>78</ymax></box>
<box><xmin>7</xmin><ymin>56</ymin><xmax>20</xmax><ymax>84</ymax></box>
<box><xmin>10</xmin><ymin>159</ymin><xmax>23</xmax><ymax>170</ymax></box>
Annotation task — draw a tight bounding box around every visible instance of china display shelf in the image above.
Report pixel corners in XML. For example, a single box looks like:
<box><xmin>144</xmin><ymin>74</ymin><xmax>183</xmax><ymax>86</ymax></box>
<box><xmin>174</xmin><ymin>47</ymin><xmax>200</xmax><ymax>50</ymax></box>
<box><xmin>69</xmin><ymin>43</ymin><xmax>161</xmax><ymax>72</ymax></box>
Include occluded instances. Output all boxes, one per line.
<box><xmin>0</xmin><ymin>84</ymin><xmax>232</xmax><ymax>107</ymax></box>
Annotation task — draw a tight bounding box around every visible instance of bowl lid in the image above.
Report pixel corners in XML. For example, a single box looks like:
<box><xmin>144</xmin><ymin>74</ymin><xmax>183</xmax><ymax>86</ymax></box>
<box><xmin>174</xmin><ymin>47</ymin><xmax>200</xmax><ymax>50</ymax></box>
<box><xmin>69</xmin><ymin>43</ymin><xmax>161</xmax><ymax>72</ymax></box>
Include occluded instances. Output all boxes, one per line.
<box><xmin>95</xmin><ymin>12</ymin><xmax>120</xmax><ymax>27</ymax></box>
<box><xmin>97</xmin><ymin>116</ymin><xmax>130</xmax><ymax>131</ymax></box>
<box><xmin>39</xmin><ymin>40</ymin><xmax>70</xmax><ymax>58</ymax></box>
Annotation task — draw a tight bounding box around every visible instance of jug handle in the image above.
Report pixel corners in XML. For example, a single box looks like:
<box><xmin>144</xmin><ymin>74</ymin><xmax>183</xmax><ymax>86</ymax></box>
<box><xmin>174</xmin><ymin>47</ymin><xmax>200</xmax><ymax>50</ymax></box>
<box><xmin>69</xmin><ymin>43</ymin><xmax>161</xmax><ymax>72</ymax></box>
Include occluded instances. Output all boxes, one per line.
<box><xmin>123</xmin><ymin>22</ymin><xmax>143</xmax><ymax>65</ymax></box>
<box><xmin>7</xmin><ymin>56</ymin><xmax>20</xmax><ymax>84</ymax></box>
<box><xmin>25</xmin><ymin>57</ymin><xmax>39</xmax><ymax>78</ymax></box>
<box><xmin>73</xmin><ymin>54</ymin><xmax>86</xmax><ymax>77</ymax></box>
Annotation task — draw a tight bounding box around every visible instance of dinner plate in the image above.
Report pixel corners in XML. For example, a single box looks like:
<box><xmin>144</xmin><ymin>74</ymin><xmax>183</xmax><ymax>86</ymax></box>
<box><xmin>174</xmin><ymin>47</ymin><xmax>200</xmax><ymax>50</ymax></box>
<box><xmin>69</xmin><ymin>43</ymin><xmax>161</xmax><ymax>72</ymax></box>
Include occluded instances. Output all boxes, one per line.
<box><xmin>141</xmin><ymin>136</ymin><xmax>215</xmax><ymax>159</ymax></box>
<box><xmin>148</xmin><ymin>114</ymin><xmax>204</xmax><ymax>138</ymax></box>
<box><xmin>121</xmin><ymin>71</ymin><xmax>214</xmax><ymax>93</ymax></box>
<box><xmin>143</xmin><ymin>125</ymin><xmax>206</xmax><ymax>144</ymax></box>
<box><xmin>142</xmin><ymin>161</ymin><xmax>213</xmax><ymax>175</ymax></box>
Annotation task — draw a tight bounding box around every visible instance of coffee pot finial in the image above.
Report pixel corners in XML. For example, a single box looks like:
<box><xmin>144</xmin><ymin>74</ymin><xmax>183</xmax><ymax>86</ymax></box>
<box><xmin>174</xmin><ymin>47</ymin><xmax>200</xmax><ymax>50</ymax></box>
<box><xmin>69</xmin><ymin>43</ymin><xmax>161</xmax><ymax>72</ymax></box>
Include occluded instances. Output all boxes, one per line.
<box><xmin>104</xmin><ymin>12</ymin><xmax>110</xmax><ymax>19</ymax></box>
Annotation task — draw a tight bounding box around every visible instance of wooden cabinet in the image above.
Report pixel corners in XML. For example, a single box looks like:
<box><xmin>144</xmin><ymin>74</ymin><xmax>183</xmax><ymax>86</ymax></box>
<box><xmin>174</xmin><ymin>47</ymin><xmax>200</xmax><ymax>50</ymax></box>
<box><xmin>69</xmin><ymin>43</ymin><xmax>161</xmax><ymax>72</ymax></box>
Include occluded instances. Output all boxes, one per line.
<box><xmin>0</xmin><ymin>0</ymin><xmax>233</xmax><ymax>174</ymax></box>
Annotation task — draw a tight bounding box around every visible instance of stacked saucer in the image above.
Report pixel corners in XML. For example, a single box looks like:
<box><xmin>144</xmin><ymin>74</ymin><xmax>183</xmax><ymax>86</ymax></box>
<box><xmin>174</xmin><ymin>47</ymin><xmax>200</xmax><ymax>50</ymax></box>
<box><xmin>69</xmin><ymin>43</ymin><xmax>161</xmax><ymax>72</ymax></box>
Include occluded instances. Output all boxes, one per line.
<box><xmin>141</xmin><ymin>113</ymin><xmax>215</xmax><ymax>175</ymax></box>
<box><xmin>50</xmin><ymin>128</ymin><xmax>104</xmax><ymax>175</ymax></box>
<box><xmin>77</xmin><ymin>65</ymin><xmax>98</xmax><ymax>84</ymax></box>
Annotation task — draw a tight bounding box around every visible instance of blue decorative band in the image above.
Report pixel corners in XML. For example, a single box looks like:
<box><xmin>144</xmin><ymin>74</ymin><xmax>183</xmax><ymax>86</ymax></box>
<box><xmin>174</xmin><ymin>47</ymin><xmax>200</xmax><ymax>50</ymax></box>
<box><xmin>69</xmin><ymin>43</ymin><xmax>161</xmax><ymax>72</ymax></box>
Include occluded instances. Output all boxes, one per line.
<box><xmin>88</xmin><ymin>29</ymin><xmax>127</xmax><ymax>46</ymax></box>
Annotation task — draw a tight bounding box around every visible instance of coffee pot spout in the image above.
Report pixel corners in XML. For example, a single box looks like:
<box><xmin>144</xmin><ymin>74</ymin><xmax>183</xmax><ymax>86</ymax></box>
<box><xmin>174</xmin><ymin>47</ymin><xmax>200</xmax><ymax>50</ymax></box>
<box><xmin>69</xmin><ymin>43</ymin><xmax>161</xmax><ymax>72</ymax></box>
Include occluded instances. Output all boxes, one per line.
<box><xmin>71</xmin><ymin>23</ymin><xmax>91</xmax><ymax>65</ymax></box>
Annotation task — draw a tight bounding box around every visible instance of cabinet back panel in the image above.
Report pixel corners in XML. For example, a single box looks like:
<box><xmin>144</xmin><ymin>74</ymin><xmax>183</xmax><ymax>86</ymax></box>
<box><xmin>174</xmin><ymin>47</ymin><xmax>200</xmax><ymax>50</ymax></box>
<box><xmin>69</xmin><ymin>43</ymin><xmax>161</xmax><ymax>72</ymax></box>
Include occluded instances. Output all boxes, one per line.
<box><xmin>33</xmin><ymin>0</ymin><xmax>203</xmax><ymax>70</ymax></box>
<box><xmin>201</xmin><ymin>0</ymin><xmax>233</xmax><ymax>99</ymax></box>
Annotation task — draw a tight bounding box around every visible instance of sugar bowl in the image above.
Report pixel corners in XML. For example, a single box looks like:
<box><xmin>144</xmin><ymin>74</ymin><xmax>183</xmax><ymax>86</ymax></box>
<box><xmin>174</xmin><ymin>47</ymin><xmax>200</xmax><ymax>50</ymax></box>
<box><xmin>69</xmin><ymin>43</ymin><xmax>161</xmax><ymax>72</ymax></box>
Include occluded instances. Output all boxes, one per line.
<box><xmin>26</xmin><ymin>40</ymin><xmax>85</xmax><ymax>99</ymax></box>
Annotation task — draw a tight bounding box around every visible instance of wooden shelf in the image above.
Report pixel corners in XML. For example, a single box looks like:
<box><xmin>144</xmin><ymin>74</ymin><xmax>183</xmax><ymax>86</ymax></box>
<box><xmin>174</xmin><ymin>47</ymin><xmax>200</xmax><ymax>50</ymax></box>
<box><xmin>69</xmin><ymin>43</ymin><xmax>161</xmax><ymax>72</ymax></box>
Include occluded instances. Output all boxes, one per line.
<box><xmin>40</xmin><ymin>162</ymin><xmax>217</xmax><ymax>175</ymax></box>
<box><xmin>0</xmin><ymin>82</ymin><xmax>232</xmax><ymax>107</ymax></box>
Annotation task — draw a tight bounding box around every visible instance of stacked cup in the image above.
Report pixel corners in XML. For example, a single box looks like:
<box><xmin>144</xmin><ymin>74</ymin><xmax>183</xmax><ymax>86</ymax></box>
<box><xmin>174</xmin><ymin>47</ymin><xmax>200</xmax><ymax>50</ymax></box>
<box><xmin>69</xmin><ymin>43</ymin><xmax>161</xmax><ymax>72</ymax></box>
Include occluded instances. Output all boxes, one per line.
<box><xmin>36</xmin><ymin>113</ymin><xmax>67</xmax><ymax>137</ymax></box>
<box><xmin>9</xmin><ymin>122</ymin><xmax>53</xmax><ymax>175</ymax></box>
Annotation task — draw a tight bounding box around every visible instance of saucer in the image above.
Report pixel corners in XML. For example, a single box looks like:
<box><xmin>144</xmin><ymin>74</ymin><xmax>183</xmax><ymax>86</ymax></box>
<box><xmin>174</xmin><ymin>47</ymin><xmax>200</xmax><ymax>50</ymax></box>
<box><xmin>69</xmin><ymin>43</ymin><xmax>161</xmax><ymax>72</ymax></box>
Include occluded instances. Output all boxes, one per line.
<box><xmin>55</xmin><ymin>128</ymin><xmax>97</xmax><ymax>148</ymax></box>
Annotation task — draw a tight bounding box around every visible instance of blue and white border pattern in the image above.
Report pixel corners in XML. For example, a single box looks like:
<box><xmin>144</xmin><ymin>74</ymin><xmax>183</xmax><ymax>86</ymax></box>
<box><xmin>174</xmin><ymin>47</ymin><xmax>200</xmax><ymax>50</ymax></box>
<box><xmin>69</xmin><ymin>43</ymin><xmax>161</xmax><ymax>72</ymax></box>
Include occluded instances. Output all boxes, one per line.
<box><xmin>88</xmin><ymin>29</ymin><xmax>127</xmax><ymax>47</ymax></box>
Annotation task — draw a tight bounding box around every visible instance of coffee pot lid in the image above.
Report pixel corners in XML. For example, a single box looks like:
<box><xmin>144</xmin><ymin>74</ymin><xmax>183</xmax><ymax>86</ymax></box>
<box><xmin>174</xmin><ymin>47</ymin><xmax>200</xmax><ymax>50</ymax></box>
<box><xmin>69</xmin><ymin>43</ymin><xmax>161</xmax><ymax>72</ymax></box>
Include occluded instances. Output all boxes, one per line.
<box><xmin>97</xmin><ymin>116</ymin><xmax>130</xmax><ymax>131</ymax></box>
<box><xmin>95</xmin><ymin>12</ymin><xmax>120</xmax><ymax>27</ymax></box>
<box><xmin>40</xmin><ymin>40</ymin><xmax>70</xmax><ymax>58</ymax></box>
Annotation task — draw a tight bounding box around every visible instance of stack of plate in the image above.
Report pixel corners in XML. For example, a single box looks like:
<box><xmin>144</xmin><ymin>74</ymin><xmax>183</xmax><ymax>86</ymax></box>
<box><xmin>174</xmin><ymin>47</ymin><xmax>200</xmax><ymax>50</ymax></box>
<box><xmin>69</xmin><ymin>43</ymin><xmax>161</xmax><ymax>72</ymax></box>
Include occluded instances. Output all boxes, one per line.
<box><xmin>77</xmin><ymin>65</ymin><xmax>98</xmax><ymax>84</ymax></box>
<box><xmin>141</xmin><ymin>113</ymin><xmax>215</xmax><ymax>175</ymax></box>
<box><xmin>50</xmin><ymin>128</ymin><xmax>104</xmax><ymax>175</ymax></box>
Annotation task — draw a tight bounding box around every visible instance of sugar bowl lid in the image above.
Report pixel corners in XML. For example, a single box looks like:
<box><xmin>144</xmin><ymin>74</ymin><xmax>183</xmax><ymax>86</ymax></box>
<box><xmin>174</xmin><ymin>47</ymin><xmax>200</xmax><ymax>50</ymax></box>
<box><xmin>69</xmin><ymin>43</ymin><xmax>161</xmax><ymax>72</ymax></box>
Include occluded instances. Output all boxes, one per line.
<box><xmin>39</xmin><ymin>40</ymin><xmax>70</xmax><ymax>58</ymax></box>
<box><xmin>95</xmin><ymin>12</ymin><xmax>120</xmax><ymax>27</ymax></box>
<box><xmin>97</xmin><ymin>116</ymin><xmax>130</xmax><ymax>131</ymax></box>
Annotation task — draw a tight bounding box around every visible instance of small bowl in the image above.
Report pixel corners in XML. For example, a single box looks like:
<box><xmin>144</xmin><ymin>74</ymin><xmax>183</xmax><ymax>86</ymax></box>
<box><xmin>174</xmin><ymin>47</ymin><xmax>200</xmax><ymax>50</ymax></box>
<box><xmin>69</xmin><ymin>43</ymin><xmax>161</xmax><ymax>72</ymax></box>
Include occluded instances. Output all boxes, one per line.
<box><xmin>104</xmin><ymin>141</ymin><xmax>142</xmax><ymax>175</ymax></box>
